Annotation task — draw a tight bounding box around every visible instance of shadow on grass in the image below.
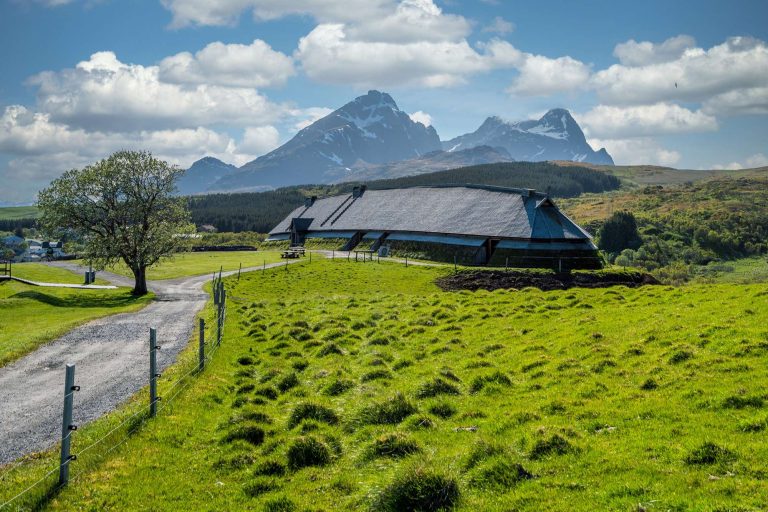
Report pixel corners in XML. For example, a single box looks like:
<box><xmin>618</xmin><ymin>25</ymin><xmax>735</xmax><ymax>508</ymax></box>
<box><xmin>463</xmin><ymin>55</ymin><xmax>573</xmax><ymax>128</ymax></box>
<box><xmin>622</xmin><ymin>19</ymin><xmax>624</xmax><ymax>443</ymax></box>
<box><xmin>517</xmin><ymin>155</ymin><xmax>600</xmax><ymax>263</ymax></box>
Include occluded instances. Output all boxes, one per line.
<box><xmin>9</xmin><ymin>290</ymin><xmax>147</xmax><ymax>309</ymax></box>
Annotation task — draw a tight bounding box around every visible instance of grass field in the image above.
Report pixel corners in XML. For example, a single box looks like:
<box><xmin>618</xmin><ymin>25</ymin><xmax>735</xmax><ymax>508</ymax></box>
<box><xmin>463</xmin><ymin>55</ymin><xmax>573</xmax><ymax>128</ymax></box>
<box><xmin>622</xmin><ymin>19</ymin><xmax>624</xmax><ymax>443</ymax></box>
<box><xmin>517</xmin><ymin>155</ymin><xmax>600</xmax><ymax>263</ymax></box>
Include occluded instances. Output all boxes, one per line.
<box><xmin>0</xmin><ymin>281</ymin><xmax>152</xmax><ymax>367</ymax></box>
<box><xmin>90</xmin><ymin>250</ymin><xmax>287</xmax><ymax>280</ymax></box>
<box><xmin>9</xmin><ymin>263</ymin><xmax>110</xmax><ymax>285</ymax></box>
<box><xmin>694</xmin><ymin>257</ymin><xmax>768</xmax><ymax>284</ymax></box>
<box><xmin>3</xmin><ymin>258</ymin><xmax>766</xmax><ymax>511</ymax></box>
<box><xmin>0</xmin><ymin>205</ymin><xmax>39</xmax><ymax>220</ymax></box>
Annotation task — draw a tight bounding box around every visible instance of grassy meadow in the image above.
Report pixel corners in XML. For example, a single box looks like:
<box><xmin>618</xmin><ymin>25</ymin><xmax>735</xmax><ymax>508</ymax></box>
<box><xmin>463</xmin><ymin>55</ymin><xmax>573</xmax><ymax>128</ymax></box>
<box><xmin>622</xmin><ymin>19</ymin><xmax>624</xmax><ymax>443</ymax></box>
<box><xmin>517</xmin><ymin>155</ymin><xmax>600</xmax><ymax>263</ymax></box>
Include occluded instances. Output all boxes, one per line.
<box><xmin>3</xmin><ymin>258</ymin><xmax>766</xmax><ymax>511</ymax></box>
<box><xmin>89</xmin><ymin>250</ymin><xmax>287</xmax><ymax>280</ymax></box>
<box><xmin>0</xmin><ymin>206</ymin><xmax>39</xmax><ymax>220</ymax></box>
<box><xmin>0</xmin><ymin>280</ymin><xmax>152</xmax><ymax>367</ymax></box>
<box><xmin>9</xmin><ymin>262</ymin><xmax>110</xmax><ymax>285</ymax></box>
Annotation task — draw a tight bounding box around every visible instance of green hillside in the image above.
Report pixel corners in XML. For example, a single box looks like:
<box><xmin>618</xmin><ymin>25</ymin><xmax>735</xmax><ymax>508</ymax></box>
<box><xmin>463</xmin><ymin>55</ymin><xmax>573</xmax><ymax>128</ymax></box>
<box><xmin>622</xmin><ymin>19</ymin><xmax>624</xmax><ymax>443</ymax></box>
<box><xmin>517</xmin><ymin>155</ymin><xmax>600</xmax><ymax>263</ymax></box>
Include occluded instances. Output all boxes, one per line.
<box><xmin>3</xmin><ymin>259</ymin><xmax>767</xmax><ymax>510</ymax></box>
<box><xmin>0</xmin><ymin>206</ymin><xmax>39</xmax><ymax>220</ymax></box>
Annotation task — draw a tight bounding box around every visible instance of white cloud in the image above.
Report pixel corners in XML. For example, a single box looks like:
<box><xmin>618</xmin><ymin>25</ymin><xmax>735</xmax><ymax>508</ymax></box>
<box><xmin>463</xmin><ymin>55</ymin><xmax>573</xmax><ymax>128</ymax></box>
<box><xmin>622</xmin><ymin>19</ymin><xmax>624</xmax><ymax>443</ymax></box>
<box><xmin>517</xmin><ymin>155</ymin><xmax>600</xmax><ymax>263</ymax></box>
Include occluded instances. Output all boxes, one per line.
<box><xmin>507</xmin><ymin>54</ymin><xmax>591</xmax><ymax>96</ymax></box>
<box><xmin>593</xmin><ymin>37</ymin><xmax>768</xmax><ymax>109</ymax></box>
<box><xmin>0</xmin><ymin>104</ymin><xmax>270</xmax><ymax>202</ymax></box>
<box><xmin>713</xmin><ymin>153</ymin><xmax>768</xmax><ymax>170</ymax></box>
<box><xmin>613</xmin><ymin>35</ymin><xmax>696</xmax><ymax>66</ymax></box>
<box><xmin>29</xmin><ymin>51</ymin><xmax>284</xmax><ymax>131</ymax></box>
<box><xmin>346</xmin><ymin>0</ymin><xmax>470</xmax><ymax>43</ymax></box>
<box><xmin>578</xmin><ymin>103</ymin><xmax>718</xmax><ymax>138</ymax></box>
<box><xmin>703</xmin><ymin>86</ymin><xmax>768</xmax><ymax>115</ymax></box>
<box><xmin>159</xmin><ymin>39</ymin><xmax>295</xmax><ymax>88</ymax></box>
<box><xmin>482</xmin><ymin>16</ymin><xmax>514</xmax><ymax>35</ymax></box>
<box><xmin>588</xmin><ymin>137</ymin><xmax>681</xmax><ymax>167</ymax></box>
<box><xmin>409</xmin><ymin>110</ymin><xmax>432</xmax><ymax>126</ymax></box>
<box><xmin>160</xmin><ymin>0</ymin><xmax>392</xmax><ymax>27</ymax></box>
<box><xmin>239</xmin><ymin>126</ymin><xmax>280</xmax><ymax>155</ymax></box>
<box><xmin>291</xmin><ymin>107</ymin><xmax>333</xmax><ymax>130</ymax></box>
<box><xmin>296</xmin><ymin>23</ymin><xmax>503</xmax><ymax>88</ymax></box>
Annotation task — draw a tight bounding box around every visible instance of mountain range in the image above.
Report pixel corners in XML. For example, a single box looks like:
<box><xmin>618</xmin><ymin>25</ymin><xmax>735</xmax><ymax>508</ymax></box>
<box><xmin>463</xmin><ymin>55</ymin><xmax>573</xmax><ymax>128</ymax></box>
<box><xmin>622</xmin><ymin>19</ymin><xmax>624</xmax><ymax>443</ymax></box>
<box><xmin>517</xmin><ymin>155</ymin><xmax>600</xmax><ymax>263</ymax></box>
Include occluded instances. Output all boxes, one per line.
<box><xmin>183</xmin><ymin>90</ymin><xmax>613</xmax><ymax>195</ymax></box>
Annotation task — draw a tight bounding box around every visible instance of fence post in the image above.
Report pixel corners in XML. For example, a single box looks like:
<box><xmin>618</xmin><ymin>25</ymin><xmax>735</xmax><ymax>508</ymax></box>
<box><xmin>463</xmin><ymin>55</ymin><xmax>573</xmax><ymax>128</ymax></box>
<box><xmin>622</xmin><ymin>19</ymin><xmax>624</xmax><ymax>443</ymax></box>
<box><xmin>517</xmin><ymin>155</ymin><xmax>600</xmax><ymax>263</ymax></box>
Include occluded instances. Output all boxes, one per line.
<box><xmin>454</xmin><ymin>254</ymin><xmax>457</xmax><ymax>271</ymax></box>
<box><xmin>505</xmin><ymin>257</ymin><xmax>509</xmax><ymax>271</ymax></box>
<box><xmin>59</xmin><ymin>364</ymin><xmax>78</xmax><ymax>486</ymax></box>
<box><xmin>238</xmin><ymin>262</ymin><xmax>241</xmax><ymax>281</ymax></box>
<box><xmin>198</xmin><ymin>318</ymin><xmax>205</xmax><ymax>372</ymax></box>
<box><xmin>149</xmin><ymin>328</ymin><xmax>160</xmax><ymax>418</ymax></box>
<box><xmin>405</xmin><ymin>256</ymin><xmax>408</xmax><ymax>268</ymax></box>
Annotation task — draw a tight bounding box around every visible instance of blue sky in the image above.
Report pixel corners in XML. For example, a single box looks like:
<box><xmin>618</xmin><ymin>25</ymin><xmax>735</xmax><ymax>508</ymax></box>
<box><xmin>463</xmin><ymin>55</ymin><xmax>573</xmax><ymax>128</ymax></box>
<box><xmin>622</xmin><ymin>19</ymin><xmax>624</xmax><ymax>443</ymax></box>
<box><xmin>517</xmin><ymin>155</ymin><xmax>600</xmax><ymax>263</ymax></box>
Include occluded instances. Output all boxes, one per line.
<box><xmin>1</xmin><ymin>0</ymin><xmax>766</xmax><ymax>204</ymax></box>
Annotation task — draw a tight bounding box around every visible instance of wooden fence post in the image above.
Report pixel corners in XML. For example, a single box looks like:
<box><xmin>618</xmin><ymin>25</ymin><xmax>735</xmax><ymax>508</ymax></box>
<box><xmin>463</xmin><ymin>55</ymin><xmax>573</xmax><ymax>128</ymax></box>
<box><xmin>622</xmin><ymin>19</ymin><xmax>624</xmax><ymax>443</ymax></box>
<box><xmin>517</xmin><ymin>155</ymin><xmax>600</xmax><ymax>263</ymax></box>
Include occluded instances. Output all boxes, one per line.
<box><xmin>59</xmin><ymin>364</ymin><xmax>78</xmax><ymax>486</ymax></box>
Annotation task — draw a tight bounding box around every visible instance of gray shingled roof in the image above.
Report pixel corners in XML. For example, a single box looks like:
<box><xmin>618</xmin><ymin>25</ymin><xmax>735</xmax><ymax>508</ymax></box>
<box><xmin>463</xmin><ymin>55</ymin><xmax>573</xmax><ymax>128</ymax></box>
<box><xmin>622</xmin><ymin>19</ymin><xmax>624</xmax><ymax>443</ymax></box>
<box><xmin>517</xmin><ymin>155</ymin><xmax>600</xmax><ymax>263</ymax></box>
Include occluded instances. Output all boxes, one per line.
<box><xmin>269</xmin><ymin>185</ymin><xmax>592</xmax><ymax>241</ymax></box>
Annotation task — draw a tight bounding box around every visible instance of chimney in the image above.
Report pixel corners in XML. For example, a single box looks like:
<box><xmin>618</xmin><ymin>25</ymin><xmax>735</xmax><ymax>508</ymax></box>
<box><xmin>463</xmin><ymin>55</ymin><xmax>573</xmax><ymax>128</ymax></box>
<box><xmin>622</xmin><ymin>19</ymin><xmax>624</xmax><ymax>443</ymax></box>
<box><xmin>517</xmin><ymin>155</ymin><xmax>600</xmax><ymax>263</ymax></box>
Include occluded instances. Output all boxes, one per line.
<box><xmin>352</xmin><ymin>185</ymin><xmax>367</xmax><ymax>198</ymax></box>
<box><xmin>525</xmin><ymin>189</ymin><xmax>535</xmax><ymax>197</ymax></box>
<box><xmin>304</xmin><ymin>196</ymin><xmax>316</xmax><ymax>207</ymax></box>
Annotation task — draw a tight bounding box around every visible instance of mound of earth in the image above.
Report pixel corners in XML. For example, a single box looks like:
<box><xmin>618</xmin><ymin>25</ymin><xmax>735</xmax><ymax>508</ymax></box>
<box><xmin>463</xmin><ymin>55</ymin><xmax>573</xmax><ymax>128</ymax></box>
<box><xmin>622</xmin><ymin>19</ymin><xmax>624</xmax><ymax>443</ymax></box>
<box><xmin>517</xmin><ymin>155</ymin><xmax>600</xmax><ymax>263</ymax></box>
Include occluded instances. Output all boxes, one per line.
<box><xmin>435</xmin><ymin>270</ymin><xmax>659</xmax><ymax>292</ymax></box>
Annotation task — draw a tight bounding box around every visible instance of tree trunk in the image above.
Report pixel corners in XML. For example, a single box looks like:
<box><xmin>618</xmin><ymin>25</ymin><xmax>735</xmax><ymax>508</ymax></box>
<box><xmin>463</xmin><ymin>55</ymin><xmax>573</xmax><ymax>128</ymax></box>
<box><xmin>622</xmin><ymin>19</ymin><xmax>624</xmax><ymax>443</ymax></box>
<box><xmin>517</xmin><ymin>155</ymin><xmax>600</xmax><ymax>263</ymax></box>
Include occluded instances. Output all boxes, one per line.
<box><xmin>132</xmin><ymin>265</ymin><xmax>148</xmax><ymax>295</ymax></box>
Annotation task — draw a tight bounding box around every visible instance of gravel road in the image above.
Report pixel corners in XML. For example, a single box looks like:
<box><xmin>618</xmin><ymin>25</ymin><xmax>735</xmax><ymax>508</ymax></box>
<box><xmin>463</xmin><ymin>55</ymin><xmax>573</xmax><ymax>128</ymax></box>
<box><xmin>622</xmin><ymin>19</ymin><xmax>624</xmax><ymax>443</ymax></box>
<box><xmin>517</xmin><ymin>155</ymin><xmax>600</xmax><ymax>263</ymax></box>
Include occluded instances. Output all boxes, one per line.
<box><xmin>0</xmin><ymin>260</ymin><xmax>292</xmax><ymax>465</ymax></box>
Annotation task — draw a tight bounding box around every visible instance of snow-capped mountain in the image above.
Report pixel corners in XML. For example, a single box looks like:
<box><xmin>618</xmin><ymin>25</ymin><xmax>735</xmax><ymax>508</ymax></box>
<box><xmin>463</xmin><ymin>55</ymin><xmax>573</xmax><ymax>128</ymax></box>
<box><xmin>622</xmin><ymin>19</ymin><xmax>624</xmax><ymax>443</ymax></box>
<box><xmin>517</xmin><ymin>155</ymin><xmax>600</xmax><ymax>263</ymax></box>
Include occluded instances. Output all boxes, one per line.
<box><xmin>443</xmin><ymin>109</ymin><xmax>614</xmax><ymax>165</ymax></box>
<box><xmin>212</xmin><ymin>90</ymin><xmax>441</xmax><ymax>191</ymax></box>
<box><xmin>175</xmin><ymin>157</ymin><xmax>237</xmax><ymax>196</ymax></box>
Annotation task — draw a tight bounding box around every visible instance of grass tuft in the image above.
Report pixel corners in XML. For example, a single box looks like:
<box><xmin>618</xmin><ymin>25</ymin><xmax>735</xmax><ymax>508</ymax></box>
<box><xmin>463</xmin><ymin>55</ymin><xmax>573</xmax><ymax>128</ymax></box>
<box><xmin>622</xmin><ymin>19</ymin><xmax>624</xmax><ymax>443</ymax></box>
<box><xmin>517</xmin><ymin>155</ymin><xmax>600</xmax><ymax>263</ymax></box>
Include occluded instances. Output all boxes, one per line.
<box><xmin>369</xmin><ymin>432</ymin><xmax>421</xmax><ymax>459</ymax></box>
<box><xmin>222</xmin><ymin>425</ymin><xmax>265</xmax><ymax>446</ymax></box>
<box><xmin>416</xmin><ymin>378</ymin><xmax>461</xmax><ymax>399</ymax></box>
<box><xmin>287</xmin><ymin>403</ymin><xmax>339</xmax><ymax>429</ymax></box>
<box><xmin>529</xmin><ymin>434</ymin><xmax>576</xmax><ymax>460</ymax></box>
<box><xmin>358</xmin><ymin>394</ymin><xmax>418</xmax><ymax>425</ymax></box>
<box><xmin>373</xmin><ymin>466</ymin><xmax>460</xmax><ymax>512</ymax></box>
<box><xmin>684</xmin><ymin>442</ymin><xmax>737</xmax><ymax>465</ymax></box>
<box><xmin>287</xmin><ymin>436</ymin><xmax>332</xmax><ymax>470</ymax></box>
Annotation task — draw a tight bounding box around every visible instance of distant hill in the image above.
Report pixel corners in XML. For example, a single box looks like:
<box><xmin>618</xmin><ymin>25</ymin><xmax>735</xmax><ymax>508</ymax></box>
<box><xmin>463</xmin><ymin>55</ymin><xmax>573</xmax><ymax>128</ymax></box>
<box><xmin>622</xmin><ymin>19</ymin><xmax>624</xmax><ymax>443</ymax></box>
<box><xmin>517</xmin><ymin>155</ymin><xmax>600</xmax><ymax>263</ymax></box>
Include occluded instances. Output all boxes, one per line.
<box><xmin>444</xmin><ymin>110</ymin><xmax>613</xmax><ymax>165</ymax></box>
<box><xmin>189</xmin><ymin>161</ymin><xmax>621</xmax><ymax>233</ymax></box>
<box><xmin>175</xmin><ymin>157</ymin><xmax>238</xmax><ymax>196</ymax></box>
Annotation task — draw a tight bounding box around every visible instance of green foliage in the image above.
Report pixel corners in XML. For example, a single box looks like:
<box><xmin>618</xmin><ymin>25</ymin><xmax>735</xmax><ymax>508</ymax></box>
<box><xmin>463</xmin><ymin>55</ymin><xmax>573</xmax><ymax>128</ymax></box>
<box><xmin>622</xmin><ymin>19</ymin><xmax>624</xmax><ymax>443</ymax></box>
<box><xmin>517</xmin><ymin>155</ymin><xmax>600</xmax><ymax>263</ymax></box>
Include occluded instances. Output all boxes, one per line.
<box><xmin>374</xmin><ymin>466</ymin><xmax>460</xmax><ymax>512</ymax></box>
<box><xmin>287</xmin><ymin>403</ymin><xmax>339</xmax><ymax>429</ymax></box>
<box><xmin>598</xmin><ymin>211</ymin><xmax>642</xmax><ymax>254</ymax></box>
<box><xmin>37</xmin><ymin>151</ymin><xmax>194</xmax><ymax>294</ymax></box>
<box><xmin>684</xmin><ymin>442</ymin><xmax>737</xmax><ymax>465</ymax></box>
<box><xmin>286</xmin><ymin>436</ymin><xmax>332</xmax><ymax>470</ymax></box>
<box><xmin>358</xmin><ymin>394</ymin><xmax>418</xmax><ymax>425</ymax></box>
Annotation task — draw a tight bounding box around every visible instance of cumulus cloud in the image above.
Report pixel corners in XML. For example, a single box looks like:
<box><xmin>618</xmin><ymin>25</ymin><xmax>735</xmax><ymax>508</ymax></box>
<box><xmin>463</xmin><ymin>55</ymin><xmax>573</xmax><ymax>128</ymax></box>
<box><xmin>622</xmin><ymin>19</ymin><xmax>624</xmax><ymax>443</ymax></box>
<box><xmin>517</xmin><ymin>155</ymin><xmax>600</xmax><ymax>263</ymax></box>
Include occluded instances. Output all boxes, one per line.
<box><xmin>713</xmin><ymin>153</ymin><xmax>768</xmax><ymax>170</ymax></box>
<box><xmin>296</xmin><ymin>23</ymin><xmax>502</xmax><ymax>88</ymax></box>
<box><xmin>159</xmin><ymin>39</ymin><xmax>295</xmax><ymax>88</ymax></box>
<box><xmin>593</xmin><ymin>36</ymin><xmax>768</xmax><ymax>110</ymax></box>
<box><xmin>578</xmin><ymin>103</ymin><xmax>718</xmax><ymax>138</ymax></box>
<box><xmin>0</xmin><ymin>103</ymin><xmax>279</xmax><ymax>202</ymax></box>
<box><xmin>507</xmin><ymin>54</ymin><xmax>591</xmax><ymax>96</ymax></box>
<box><xmin>613</xmin><ymin>35</ymin><xmax>696</xmax><ymax>66</ymax></box>
<box><xmin>482</xmin><ymin>16</ymin><xmax>514</xmax><ymax>35</ymax></box>
<box><xmin>409</xmin><ymin>110</ymin><xmax>432</xmax><ymax>126</ymax></box>
<box><xmin>588</xmin><ymin>137</ymin><xmax>681</xmax><ymax>167</ymax></box>
<box><xmin>160</xmin><ymin>0</ymin><xmax>392</xmax><ymax>27</ymax></box>
<box><xmin>239</xmin><ymin>125</ymin><xmax>281</xmax><ymax>155</ymax></box>
<box><xmin>29</xmin><ymin>51</ymin><xmax>284</xmax><ymax>131</ymax></box>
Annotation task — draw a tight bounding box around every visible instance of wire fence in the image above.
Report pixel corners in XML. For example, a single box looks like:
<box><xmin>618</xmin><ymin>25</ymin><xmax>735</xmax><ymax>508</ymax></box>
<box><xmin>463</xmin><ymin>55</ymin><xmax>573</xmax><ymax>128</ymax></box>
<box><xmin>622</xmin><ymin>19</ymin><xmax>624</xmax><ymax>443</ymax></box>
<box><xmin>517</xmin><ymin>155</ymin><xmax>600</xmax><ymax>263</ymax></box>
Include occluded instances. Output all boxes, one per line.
<box><xmin>0</xmin><ymin>272</ymin><xmax>229</xmax><ymax>511</ymax></box>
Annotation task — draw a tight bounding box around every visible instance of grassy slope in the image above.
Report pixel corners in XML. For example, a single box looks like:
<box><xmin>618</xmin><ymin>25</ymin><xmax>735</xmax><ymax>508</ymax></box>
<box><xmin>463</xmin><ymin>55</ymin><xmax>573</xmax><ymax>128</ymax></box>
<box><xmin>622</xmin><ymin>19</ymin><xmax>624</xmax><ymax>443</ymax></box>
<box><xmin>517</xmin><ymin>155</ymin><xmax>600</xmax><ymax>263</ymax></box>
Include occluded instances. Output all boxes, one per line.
<box><xmin>0</xmin><ymin>281</ymin><xmax>152</xmax><ymax>366</ymax></box>
<box><xmin>10</xmin><ymin>263</ymin><xmax>110</xmax><ymax>285</ymax></box>
<box><xmin>4</xmin><ymin>259</ymin><xmax>764</xmax><ymax>511</ymax></box>
<box><xmin>0</xmin><ymin>206</ymin><xmax>39</xmax><ymax>220</ymax></box>
<box><xmin>90</xmin><ymin>250</ymin><xmax>287</xmax><ymax>280</ymax></box>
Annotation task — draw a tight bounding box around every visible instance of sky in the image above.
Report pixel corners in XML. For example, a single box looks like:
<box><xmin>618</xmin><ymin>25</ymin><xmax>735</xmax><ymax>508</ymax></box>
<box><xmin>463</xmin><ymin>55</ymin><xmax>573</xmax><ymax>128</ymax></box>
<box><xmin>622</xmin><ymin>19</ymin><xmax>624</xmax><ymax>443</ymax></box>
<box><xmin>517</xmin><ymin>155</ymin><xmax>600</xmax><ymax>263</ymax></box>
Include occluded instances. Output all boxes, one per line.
<box><xmin>0</xmin><ymin>0</ymin><xmax>767</xmax><ymax>204</ymax></box>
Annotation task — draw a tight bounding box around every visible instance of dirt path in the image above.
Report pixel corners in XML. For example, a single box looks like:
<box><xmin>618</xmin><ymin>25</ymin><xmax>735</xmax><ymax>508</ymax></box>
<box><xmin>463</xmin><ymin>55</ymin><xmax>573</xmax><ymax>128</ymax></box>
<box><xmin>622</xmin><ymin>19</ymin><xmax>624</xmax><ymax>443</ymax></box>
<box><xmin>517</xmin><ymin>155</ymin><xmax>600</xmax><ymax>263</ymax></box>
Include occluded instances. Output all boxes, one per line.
<box><xmin>0</xmin><ymin>260</ymin><xmax>297</xmax><ymax>465</ymax></box>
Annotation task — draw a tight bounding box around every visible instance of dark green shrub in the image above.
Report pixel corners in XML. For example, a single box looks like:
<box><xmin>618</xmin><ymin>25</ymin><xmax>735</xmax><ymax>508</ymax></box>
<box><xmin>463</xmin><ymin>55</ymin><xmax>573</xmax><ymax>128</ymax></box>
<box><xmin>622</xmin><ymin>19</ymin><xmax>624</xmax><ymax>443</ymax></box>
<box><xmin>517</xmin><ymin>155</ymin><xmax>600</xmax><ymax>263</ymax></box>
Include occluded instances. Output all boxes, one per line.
<box><xmin>722</xmin><ymin>395</ymin><xmax>764</xmax><ymax>409</ymax></box>
<box><xmin>287</xmin><ymin>403</ymin><xmax>339</xmax><ymax>429</ymax></box>
<box><xmin>276</xmin><ymin>372</ymin><xmax>300</xmax><ymax>392</ymax></box>
<box><xmin>416</xmin><ymin>378</ymin><xmax>461</xmax><ymax>399</ymax></box>
<box><xmin>243</xmin><ymin>477</ymin><xmax>279</xmax><ymax>497</ymax></box>
<box><xmin>361</xmin><ymin>369</ymin><xmax>392</xmax><ymax>382</ymax></box>
<box><xmin>470</xmin><ymin>459</ymin><xmax>534</xmax><ymax>489</ymax></box>
<box><xmin>374</xmin><ymin>466</ymin><xmax>460</xmax><ymax>512</ymax></box>
<box><xmin>469</xmin><ymin>371</ymin><xmax>512</xmax><ymax>393</ymax></box>
<box><xmin>238</xmin><ymin>356</ymin><xmax>255</xmax><ymax>366</ymax></box>
<box><xmin>317</xmin><ymin>342</ymin><xmax>344</xmax><ymax>357</ymax></box>
<box><xmin>286</xmin><ymin>436</ymin><xmax>332</xmax><ymax>470</ymax></box>
<box><xmin>358</xmin><ymin>394</ymin><xmax>418</xmax><ymax>425</ymax></box>
<box><xmin>324</xmin><ymin>378</ymin><xmax>355</xmax><ymax>396</ymax></box>
<box><xmin>369</xmin><ymin>432</ymin><xmax>421</xmax><ymax>458</ymax></box>
<box><xmin>669</xmin><ymin>350</ymin><xmax>694</xmax><ymax>364</ymax></box>
<box><xmin>253</xmin><ymin>460</ymin><xmax>286</xmax><ymax>476</ymax></box>
<box><xmin>262</xmin><ymin>496</ymin><xmax>296</xmax><ymax>512</ymax></box>
<box><xmin>222</xmin><ymin>425</ymin><xmax>265</xmax><ymax>446</ymax></box>
<box><xmin>529</xmin><ymin>434</ymin><xmax>575</xmax><ymax>460</ymax></box>
<box><xmin>255</xmin><ymin>386</ymin><xmax>278</xmax><ymax>400</ymax></box>
<box><xmin>598</xmin><ymin>210</ymin><xmax>642</xmax><ymax>254</ymax></box>
<box><xmin>428</xmin><ymin>402</ymin><xmax>456</xmax><ymax>419</ymax></box>
<box><xmin>684</xmin><ymin>442</ymin><xmax>737</xmax><ymax>465</ymax></box>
